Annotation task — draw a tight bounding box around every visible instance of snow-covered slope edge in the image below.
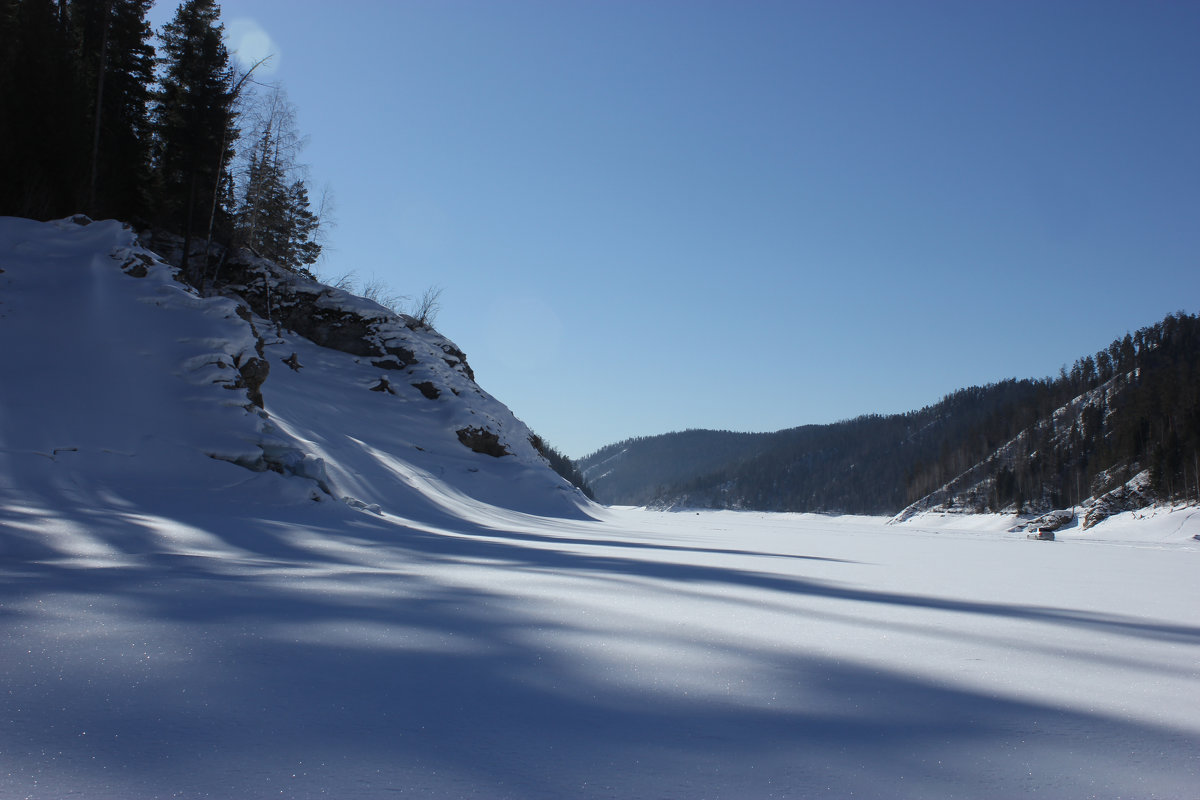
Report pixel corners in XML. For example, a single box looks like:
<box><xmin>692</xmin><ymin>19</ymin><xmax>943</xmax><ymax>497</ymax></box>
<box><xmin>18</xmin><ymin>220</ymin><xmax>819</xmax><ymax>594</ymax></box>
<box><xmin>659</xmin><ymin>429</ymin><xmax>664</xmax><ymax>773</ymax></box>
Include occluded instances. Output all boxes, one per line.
<box><xmin>0</xmin><ymin>216</ymin><xmax>595</xmax><ymax>546</ymax></box>
<box><xmin>891</xmin><ymin>378</ymin><xmax>1175</xmax><ymax>530</ymax></box>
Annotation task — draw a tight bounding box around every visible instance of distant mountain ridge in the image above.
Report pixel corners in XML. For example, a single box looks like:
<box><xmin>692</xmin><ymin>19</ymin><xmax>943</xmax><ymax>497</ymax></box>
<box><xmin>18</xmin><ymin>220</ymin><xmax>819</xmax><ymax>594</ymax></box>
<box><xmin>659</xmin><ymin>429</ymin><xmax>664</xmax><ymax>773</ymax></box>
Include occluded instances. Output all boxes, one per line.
<box><xmin>578</xmin><ymin>312</ymin><xmax>1200</xmax><ymax>523</ymax></box>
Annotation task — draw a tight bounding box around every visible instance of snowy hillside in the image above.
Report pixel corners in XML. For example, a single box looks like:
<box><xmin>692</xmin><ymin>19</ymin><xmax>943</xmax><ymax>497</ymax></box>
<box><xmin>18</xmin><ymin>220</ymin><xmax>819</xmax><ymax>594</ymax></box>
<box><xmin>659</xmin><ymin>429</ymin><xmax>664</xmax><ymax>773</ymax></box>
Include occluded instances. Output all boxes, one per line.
<box><xmin>0</xmin><ymin>215</ymin><xmax>592</xmax><ymax>529</ymax></box>
<box><xmin>584</xmin><ymin>320</ymin><xmax>1200</xmax><ymax>520</ymax></box>
<box><xmin>2</xmin><ymin>217</ymin><xmax>1199</xmax><ymax>799</ymax></box>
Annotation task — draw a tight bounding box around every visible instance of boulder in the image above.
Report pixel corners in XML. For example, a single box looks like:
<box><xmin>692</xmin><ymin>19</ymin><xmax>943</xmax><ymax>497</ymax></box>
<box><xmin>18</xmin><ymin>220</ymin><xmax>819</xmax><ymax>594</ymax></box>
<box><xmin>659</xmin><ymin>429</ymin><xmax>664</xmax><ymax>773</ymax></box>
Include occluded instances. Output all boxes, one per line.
<box><xmin>456</xmin><ymin>427</ymin><xmax>509</xmax><ymax>458</ymax></box>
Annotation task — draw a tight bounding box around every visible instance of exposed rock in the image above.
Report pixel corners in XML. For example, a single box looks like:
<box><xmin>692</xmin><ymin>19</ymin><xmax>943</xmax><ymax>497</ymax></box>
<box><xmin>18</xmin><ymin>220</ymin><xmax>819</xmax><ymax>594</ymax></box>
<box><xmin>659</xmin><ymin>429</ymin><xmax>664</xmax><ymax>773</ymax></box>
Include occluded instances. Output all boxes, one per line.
<box><xmin>232</xmin><ymin>305</ymin><xmax>266</xmax><ymax>358</ymax></box>
<box><xmin>457</xmin><ymin>426</ymin><xmax>510</xmax><ymax>458</ymax></box>
<box><xmin>1082</xmin><ymin>471</ymin><xmax>1154</xmax><ymax>529</ymax></box>
<box><xmin>390</xmin><ymin>345</ymin><xmax>418</xmax><ymax>362</ymax></box>
<box><xmin>210</xmin><ymin>251</ymin><xmax>476</xmax><ymax>385</ymax></box>
<box><xmin>175</xmin><ymin>243</ymin><xmax>477</xmax><ymax>380</ymax></box>
<box><xmin>371</xmin><ymin>347</ymin><xmax>416</xmax><ymax>371</ymax></box>
<box><xmin>234</xmin><ymin>355</ymin><xmax>270</xmax><ymax>409</ymax></box>
<box><xmin>149</xmin><ymin>242</ymin><xmax>489</xmax><ymax>440</ymax></box>
<box><xmin>412</xmin><ymin>381</ymin><xmax>440</xmax><ymax>400</ymax></box>
<box><xmin>1009</xmin><ymin>509</ymin><xmax>1075</xmax><ymax>534</ymax></box>
<box><xmin>284</xmin><ymin>305</ymin><xmax>377</xmax><ymax>356</ymax></box>
<box><xmin>117</xmin><ymin>251</ymin><xmax>154</xmax><ymax>278</ymax></box>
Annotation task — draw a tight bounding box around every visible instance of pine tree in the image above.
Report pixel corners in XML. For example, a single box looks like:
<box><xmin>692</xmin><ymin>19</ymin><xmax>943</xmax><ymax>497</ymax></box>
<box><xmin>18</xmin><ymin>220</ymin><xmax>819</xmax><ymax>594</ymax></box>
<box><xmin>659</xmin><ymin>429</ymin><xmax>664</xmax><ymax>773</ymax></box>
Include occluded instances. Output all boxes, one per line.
<box><xmin>235</xmin><ymin>126</ymin><xmax>286</xmax><ymax>254</ymax></box>
<box><xmin>232</xmin><ymin>86</ymin><xmax>322</xmax><ymax>272</ymax></box>
<box><xmin>282</xmin><ymin>179</ymin><xmax>321</xmax><ymax>270</ymax></box>
<box><xmin>0</xmin><ymin>0</ymin><xmax>85</xmax><ymax>218</ymax></box>
<box><xmin>151</xmin><ymin>0</ymin><xmax>235</xmax><ymax>277</ymax></box>
<box><xmin>0</xmin><ymin>2</ymin><xmax>17</xmax><ymax>212</ymax></box>
<box><xmin>71</xmin><ymin>0</ymin><xmax>155</xmax><ymax>221</ymax></box>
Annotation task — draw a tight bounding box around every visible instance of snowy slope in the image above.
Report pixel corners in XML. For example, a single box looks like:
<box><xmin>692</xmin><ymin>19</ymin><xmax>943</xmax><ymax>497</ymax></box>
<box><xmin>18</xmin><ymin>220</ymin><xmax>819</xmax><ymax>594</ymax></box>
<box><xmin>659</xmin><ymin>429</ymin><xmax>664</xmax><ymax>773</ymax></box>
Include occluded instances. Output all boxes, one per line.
<box><xmin>2</xmin><ymin>217</ymin><xmax>1199</xmax><ymax>799</ymax></box>
<box><xmin>0</xmin><ymin>216</ymin><xmax>593</xmax><ymax>541</ymax></box>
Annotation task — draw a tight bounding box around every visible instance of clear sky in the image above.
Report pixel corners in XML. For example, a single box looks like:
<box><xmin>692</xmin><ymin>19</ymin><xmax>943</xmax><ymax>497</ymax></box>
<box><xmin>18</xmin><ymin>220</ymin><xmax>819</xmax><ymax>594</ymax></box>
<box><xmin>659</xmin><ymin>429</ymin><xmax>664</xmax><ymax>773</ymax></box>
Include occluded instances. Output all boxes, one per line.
<box><xmin>150</xmin><ymin>0</ymin><xmax>1200</xmax><ymax>458</ymax></box>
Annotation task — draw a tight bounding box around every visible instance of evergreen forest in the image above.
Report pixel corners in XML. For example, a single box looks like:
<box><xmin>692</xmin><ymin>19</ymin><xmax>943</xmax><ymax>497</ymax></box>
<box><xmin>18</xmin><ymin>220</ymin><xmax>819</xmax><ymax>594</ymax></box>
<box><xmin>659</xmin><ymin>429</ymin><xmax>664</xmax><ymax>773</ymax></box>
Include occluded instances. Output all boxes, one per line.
<box><xmin>580</xmin><ymin>311</ymin><xmax>1200</xmax><ymax>516</ymax></box>
<box><xmin>0</xmin><ymin>0</ymin><xmax>324</xmax><ymax>279</ymax></box>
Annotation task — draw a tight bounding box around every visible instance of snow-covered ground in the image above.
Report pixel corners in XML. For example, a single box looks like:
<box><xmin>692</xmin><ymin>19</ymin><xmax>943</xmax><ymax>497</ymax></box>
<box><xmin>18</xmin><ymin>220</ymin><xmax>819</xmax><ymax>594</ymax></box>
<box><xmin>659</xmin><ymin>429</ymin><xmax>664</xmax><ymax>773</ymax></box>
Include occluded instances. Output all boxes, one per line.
<box><xmin>2</xmin><ymin>218</ymin><xmax>1199</xmax><ymax>798</ymax></box>
<box><xmin>3</xmin><ymin>504</ymin><xmax>1198</xmax><ymax>799</ymax></box>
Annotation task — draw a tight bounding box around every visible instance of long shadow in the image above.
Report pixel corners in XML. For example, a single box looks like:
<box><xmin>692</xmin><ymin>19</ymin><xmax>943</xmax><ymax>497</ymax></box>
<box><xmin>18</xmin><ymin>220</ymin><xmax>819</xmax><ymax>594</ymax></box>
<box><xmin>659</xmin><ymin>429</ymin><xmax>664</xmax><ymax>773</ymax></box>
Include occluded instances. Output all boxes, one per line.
<box><xmin>1</xmin><ymin>551</ymin><xmax>1196</xmax><ymax>800</ymax></box>
<box><xmin>280</xmin><ymin>508</ymin><xmax>1200</xmax><ymax>645</ymax></box>
<box><xmin>437</xmin><ymin>524</ymin><xmax>859</xmax><ymax>564</ymax></box>
<box><xmin>4</xmin><ymin>486</ymin><xmax>1200</xmax><ymax>647</ymax></box>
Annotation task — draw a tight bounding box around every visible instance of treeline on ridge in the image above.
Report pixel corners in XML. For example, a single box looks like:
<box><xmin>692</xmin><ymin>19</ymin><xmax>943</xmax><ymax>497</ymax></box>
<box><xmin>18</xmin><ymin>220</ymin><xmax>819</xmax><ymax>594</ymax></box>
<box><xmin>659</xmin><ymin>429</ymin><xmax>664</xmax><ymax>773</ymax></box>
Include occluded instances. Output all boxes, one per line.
<box><xmin>1</xmin><ymin>0</ymin><xmax>324</xmax><ymax>279</ymax></box>
<box><xmin>579</xmin><ymin>311</ymin><xmax>1200</xmax><ymax>515</ymax></box>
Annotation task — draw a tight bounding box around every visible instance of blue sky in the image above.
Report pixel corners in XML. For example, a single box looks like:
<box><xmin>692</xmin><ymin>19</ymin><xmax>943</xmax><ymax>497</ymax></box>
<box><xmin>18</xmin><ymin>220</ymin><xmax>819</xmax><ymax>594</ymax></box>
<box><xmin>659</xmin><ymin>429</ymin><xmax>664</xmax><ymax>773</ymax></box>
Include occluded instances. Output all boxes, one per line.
<box><xmin>150</xmin><ymin>0</ymin><xmax>1200</xmax><ymax>458</ymax></box>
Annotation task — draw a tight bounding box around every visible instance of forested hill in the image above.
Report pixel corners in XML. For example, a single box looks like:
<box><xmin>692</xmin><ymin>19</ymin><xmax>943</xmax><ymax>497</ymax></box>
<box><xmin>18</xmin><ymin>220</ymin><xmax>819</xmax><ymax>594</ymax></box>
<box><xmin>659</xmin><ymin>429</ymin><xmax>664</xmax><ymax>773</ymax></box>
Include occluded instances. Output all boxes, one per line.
<box><xmin>579</xmin><ymin>382</ymin><xmax>1045</xmax><ymax>512</ymax></box>
<box><xmin>578</xmin><ymin>430</ymin><xmax>777</xmax><ymax>507</ymax></box>
<box><xmin>2</xmin><ymin>0</ymin><xmax>327</xmax><ymax>276</ymax></box>
<box><xmin>578</xmin><ymin>311</ymin><xmax>1200</xmax><ymax>520</ymax></box>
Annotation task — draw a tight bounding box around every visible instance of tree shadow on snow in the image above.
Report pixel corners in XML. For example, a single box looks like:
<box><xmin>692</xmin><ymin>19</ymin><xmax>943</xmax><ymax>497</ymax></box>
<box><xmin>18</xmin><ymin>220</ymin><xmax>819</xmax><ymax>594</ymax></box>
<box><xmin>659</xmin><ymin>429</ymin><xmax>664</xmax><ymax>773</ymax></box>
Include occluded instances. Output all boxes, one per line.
<box><xmin>1</xmin><ymin>485</ymin><xmax>1199</xmax><ymax>798</ymax></box>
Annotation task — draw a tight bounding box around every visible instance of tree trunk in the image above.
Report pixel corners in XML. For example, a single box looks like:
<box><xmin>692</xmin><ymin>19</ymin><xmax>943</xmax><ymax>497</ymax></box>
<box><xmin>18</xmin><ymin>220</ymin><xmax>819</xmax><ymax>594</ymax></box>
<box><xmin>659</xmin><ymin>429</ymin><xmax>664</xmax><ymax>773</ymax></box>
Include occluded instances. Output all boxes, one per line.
<box><xmin>181</xmin><ymin>171</ymin><xmax>196</xmax><ymax>279</ymax></box>
<box><xmin>87</xmin><ymin>0</ymin><xmax>115</xmax><ymax>215</ymax></box>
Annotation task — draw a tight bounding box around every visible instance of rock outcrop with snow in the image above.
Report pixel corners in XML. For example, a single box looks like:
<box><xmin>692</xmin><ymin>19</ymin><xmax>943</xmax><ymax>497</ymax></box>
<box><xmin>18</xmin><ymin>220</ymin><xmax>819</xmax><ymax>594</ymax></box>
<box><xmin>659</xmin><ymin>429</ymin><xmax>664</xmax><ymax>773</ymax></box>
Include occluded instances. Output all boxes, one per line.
<box><xmin>0</xmin><ymin>216</ymin><xmax>593</xmax><ymax>524</ymax></box>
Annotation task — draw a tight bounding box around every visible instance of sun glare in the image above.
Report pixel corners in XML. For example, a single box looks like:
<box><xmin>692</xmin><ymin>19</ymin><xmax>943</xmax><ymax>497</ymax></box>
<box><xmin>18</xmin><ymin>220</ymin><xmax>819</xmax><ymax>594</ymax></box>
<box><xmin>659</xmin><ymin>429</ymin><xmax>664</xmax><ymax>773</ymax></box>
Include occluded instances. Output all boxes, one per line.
<box><xmin>226</xmin><ymin>17</ymin><xmax>279</xmax><ymax>74</ymax></box>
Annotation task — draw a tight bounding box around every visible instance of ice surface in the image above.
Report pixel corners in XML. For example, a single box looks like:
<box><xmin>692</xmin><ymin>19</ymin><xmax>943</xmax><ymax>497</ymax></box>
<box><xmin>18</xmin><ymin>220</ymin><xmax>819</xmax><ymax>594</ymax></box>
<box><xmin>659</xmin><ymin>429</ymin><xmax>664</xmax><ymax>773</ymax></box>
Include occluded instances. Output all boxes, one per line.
<box><xmin>2</xmin><ymin>218</ymin><xmax>1198</xmax><ymax>799</ymax></box>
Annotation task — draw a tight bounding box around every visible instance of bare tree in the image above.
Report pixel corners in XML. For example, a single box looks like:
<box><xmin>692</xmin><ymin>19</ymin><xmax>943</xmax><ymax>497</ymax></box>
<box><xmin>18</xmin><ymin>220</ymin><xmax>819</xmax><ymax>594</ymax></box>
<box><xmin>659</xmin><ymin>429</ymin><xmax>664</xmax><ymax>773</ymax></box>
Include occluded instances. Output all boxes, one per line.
<box><xmin>204</xmin><ymin>56</ymin><xmax>272</xmax><ymax>263</ymax></box>
<box><xmin>215</xmin><ymin>81</ymin><xmax>327</xmax><ymax>274</ymax></box>
<box><xmin>232</xmin><ymin>82</ymin><xmax>300</xmax><ymax>248</ymax></box>
<box><xmin>310</xmin><ymin>268</ymin><xmax>441</xmax><ymax>328</ymax></box>
<box><xmin>361</xmin><ymin>275</ymin><xmax>407</xmax><ymax>315</ymax></box>
<box><xmin>328</xmin><ymin>270</ymin><xmax>357</xmax><ymax>292</ymax></box>
<box><xmin>312</xmin><ymin>182</ymin><xmax>337</xmax><ymax>264</ymax></box>
<box><xmin>408</xmin><ymin>285</ymin><xmax>443</xmax><ymax>328</ymax></box>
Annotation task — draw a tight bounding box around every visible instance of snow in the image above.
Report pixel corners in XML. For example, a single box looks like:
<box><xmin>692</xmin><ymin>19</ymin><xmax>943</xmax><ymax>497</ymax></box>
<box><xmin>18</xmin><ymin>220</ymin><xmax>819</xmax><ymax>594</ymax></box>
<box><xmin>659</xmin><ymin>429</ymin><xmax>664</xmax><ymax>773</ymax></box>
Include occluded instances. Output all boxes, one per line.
<box><xmin>2</xmin><ymin>217</ymin><xmax>1199</xmax><ymax>798</ymax></box>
